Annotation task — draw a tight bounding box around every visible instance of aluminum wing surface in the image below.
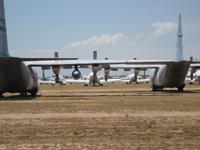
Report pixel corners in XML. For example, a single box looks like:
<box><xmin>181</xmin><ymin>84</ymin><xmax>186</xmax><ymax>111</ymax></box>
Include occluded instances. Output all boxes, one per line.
<box><xmin>189</xmin><ymin>60</ymin><xmax>200</xmax><ymax>70</ymax></box>
<box><xmin>110</xmin><ymin>64</ymin><xmax>160</xmax><ymax>71</ymax></box>
<box><xmin>190</xmin><ymin>63</ymin><xmax>200</xmax><ymax>69</ymax></box>
<box><xmin>25</xmin><ymin>59</ymin><xmax>174</xmax><ymax>68</ymax></box>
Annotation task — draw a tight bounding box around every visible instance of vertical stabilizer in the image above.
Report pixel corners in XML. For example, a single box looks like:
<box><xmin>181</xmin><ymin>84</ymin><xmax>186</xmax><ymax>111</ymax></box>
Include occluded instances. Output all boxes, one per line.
<box><xmin>175</xmin><ymin>13</ymin><xmax>183</xmax><ymax>61</ymax></box>
<box><xmin>0</xmin><ymin>0</ymin><xmax>9</xmax><ymax>57</ymax></box>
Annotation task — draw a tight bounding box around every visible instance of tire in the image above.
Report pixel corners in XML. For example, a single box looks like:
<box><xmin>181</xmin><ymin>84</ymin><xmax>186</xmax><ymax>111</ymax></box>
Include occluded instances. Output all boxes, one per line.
<box><xmin>0</xmin><ymin>91</ymin><xmax>4</xmax><ymax>97</ymax></box>
<box><xmin>178</xmin><ymin>86</ymin><xmax>184</xmax><ymax>92</ymax></box>
<box><xmin>152</xmin><ymin>85</ymin><xmax>157</xmax><ymax>91</ymax></box>
<box><xmin>30</xmin><ymin>87</ymin><xmax>38</xmax><ymax>96</ymax></box>
<box><xmin>177</xmin><ymin>84</ymin><xmax>185</xmax><ymax>92</ymax></box>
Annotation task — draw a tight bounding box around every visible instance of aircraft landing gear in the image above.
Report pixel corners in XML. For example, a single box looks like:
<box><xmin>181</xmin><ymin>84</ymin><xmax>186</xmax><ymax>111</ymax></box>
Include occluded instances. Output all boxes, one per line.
<box><xmin>177</xmin><ymin>84</ymin><xmax>185</xmax><ymax>92</ymax></box>
<box><xmin>152</xmin><ymin>85</ymin><xmax>163</xmax><ymax>91</ymax></box>
<box><xmin>30</xmin><ymin>87</ymin><xmax>38</xmax><ymax>97</ymax></box>
<box><xmin>91</xmin><ymin>64</ymin><xmax>100</xmax><ymax>86</ymax></box>
<box><xmin>152</xmin><ymin>85</ymin><xmax>157</xmax><ymax>91</ymax></box>
<box><xmin>0</xmin><ymin>91</ymin><xmax>4</xmax><ymax>97</ymax></box>
<box><xmin>20</xmin><ymin>92</ymin><xmax>27</xmax><ymax>96</ymax></box>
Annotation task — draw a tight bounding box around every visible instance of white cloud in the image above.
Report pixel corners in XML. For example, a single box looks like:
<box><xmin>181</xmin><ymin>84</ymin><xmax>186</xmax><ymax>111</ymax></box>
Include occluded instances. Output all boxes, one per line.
<box><xmin>134</xmin><ymin>33</ymin><xmax>145</xmax><ymax>40</ymax></box>
<box><xmin>67</xmin><ymin>33</ymin><xmax>128</xmax><ymax>48</ymax></box>
<box><xmin>150</xmin><ymin>22</ymin><xmax>177</xmax><ymax>37</ymax></box>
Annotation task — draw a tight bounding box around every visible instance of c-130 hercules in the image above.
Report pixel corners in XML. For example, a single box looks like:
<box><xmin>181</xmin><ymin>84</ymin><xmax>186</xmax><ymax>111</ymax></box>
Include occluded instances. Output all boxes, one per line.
<box><xmin>0</xmin><ymin>0</ymin><xmax>136</xmax><ymax>96</ymax></box>
<box><xmin>0</xmin><ymin>0</ymin><xmax>200</xmax><ymax>96</ymax></box>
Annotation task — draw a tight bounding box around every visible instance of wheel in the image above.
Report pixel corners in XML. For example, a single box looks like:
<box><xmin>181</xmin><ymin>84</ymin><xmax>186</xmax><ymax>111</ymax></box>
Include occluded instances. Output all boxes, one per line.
<box><xmin>152</xmin><ymin>85</ymin><xmax>157</xmax><ymax>91</ymax></box>
<box><xmin>178</xmin><ymin>86</ymin><xmax>184</xmax><ymax>92</ymax></box>
<box><xmin>20</xmin><ymin>92</ymin><xmax>27</xmax><ymax>96</ymax></box>
<box><xmin>158</xmin><ymin>87</ymin><xmax>163</xmax><ymax>91</ymax></box>
<box><xmin>152</xmin><ymin>85</ymin><xmax>163</xmax><ymax>91</ymax></box>
<box><xmin>0</xmin><ymin>91</ymin><xmax>4</xmax><ymax>97</ymax></box>
<box><xmin>30</xmin><ymin>87</ymin><xmax>38</xmax><ymax>96</ymax></box>
<box><xmin>177</xmin><ymin>84</ymin><xmax>185</xmax><ymax>92</ymax></box>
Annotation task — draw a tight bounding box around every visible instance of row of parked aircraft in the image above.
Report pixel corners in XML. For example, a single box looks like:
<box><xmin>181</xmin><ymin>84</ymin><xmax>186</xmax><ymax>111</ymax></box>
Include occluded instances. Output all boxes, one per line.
<box><xmin>38</xmin><ymin>73</ymin><xmax>150</xmax><ymax>86</ymax></box>
<box><xmin>38</xmin><ymin>68</ymin><xmax>200</xmax><ymax>86</ymax></box>
<box><xmin>0</xmin><ymin>0</ymin><xmax>200</xmax><ymax>96</ymax></box>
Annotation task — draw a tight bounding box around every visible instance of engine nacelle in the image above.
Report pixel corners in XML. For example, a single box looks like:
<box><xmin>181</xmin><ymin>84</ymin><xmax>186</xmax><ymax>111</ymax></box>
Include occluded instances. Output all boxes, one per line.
<box><xmin>104</xmin><ymin>65</ymin><xmax>110</xmax><ymax>81</ymax></box>
<box><xmin>52</xmin><ymin>66</ymin><xmax>60</xmax><ymax>75</ymax></box>
<box><xmin>92</xmin><ymin>64</ymin><xmax>100</xmax><ymax>73</ymax></box>
<box><xmin>134</xmin><ymin>68</ymin><xmax>140</xmax><ymax>75</ymax></box>
<box><xmin>72</xmin><ymin>69</ymin><xmax>81</xmax><ymax>80</ymax></box>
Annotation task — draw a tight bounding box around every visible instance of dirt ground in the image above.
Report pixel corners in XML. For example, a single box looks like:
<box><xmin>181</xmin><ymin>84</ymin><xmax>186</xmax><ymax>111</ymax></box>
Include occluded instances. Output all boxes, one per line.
<box><xmin>0</xmin><ymin>83</ymin><xmax>200</xmax><ymax>149</ymax></box>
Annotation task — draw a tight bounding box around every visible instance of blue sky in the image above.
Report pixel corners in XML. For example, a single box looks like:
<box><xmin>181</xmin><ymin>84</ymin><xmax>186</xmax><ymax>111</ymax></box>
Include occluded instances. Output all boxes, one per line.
<box><xmin>5</xmin><ymin>0</ymin><xmax>200</xmax><ymax>61</ymax></box>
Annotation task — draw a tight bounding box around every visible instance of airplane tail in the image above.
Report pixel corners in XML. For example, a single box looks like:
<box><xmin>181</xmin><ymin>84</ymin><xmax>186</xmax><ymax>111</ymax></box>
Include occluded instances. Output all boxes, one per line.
<box><xmin>0</xmin><ymin>0</ymin><xmax>10</xmax><ymax>57</ymax></box>
<box><xmin>175</xmin><ymin>13</ymin><xmax>183</xmax><ymax>61</ymax></box>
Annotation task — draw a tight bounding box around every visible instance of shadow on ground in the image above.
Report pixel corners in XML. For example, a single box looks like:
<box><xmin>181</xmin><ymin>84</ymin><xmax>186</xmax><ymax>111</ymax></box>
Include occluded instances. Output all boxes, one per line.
<box><xmin>0</xmin><ymin>95</ymin><xmax>37</xmax><ymax>101</ymax></box>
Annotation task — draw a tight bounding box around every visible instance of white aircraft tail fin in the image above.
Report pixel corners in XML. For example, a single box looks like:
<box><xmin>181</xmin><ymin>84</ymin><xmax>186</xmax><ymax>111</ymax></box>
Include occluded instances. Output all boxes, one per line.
<box><xmin>175</xmin><ymin>13</ymin><xmax>183</xmax><ymax>61</ymax></box>
<box><xmin>0</xmin><ymin>0</ymin><xmax>10</xmax><ymax>57</ymax></box>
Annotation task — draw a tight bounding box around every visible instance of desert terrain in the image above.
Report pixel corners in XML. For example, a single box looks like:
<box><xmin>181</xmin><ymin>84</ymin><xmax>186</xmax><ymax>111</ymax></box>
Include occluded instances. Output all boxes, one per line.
<box><xmin>0</xmin><ymin>83</ymin><xmax>200</xmax><ymax>149</ymax></box>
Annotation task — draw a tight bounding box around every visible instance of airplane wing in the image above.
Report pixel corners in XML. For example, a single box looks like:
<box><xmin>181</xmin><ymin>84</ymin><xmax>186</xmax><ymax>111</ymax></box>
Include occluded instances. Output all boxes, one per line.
<box><xmin>190</xmin><ymin>63</ymin><xmax>200</xmax><ymax>69</ymax></box>
<box><xmin>110</xmin><ymin>61</ymin><xmax>200</xmax><ymax>71</ymax></box>
<box><xmin>110</xmin><ymin>64</ymin><xmax>159</xmax><ymax>71</ymax></box>
<box><xmin>24</xmin><ymin>59</ymin><xmax>174</xmax><ymax>68</ymax></box>
<box><xmin>190</xmin><ymin>60</ymin><xmax>200</xmax><ymax>64</ymax></box>
<box><xmin>4</xmin><ymin>57</ymin><xmax>200</xmax><ymax>69</ymax></box>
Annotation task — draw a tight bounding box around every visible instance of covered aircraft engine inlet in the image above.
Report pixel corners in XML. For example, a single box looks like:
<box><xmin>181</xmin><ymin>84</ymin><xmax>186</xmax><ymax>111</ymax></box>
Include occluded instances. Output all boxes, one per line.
<box><xmin>91</xmin><ymin>64</ymin><xmax>100</xmax><ymax>85</ymax></box>
<box><xmin>52</xmin><ymin>52</ymin><xmax>60</xmax><ymax>83</ymax></box>
<box><xmin>52</xmin><ymin>52</ymin><xmax>60</xmax><ymax>76</ymax></box>
<box><xmin>52</xmin><ymin>66</ymin><xmax>60</xmax><ymax>83</ymax></box>
<box><xmin>133</xmin><ymin>68</ymin><xmax>140</xmax><ymax>83</ymax></box>
<box><xmin>103</xmin><ymin>65</ymin><xmax>110</xmax><ymax>81</ymax></box>
<box><xmin>52</xmin><ymin>66</ymin><xmax>60</xmax><ymax>75</ymax></box>
<box><xmin>72</xmin><ymin>66</ymin><xmax>81</xmax><ymax>80</ymax></box>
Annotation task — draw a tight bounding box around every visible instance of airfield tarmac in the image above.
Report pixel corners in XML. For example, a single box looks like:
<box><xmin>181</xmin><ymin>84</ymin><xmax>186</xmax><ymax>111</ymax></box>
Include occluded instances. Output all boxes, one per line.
<box><xmin>0</xmin><ymin>83</ymin><xmax>200</xmax><ymax>149</ymax></box>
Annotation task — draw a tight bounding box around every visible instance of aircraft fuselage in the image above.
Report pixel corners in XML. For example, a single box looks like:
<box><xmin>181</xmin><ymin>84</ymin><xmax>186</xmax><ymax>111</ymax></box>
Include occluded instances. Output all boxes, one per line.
<box><xmin>0</xmin><ymin>58</ymin><xmax>38</xmax><ymax>95</ymax></box>
<box><xmin>151</xmin><ymin>61</ymin><xmax>190</xmax><ymax>90</ymax></box>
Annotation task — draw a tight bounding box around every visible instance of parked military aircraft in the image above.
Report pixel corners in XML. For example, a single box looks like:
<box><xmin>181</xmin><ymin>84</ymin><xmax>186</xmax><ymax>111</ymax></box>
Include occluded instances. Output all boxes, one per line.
<box><xmin>107</xmin><ymin>14</ymin><xmax>200</xmax><ymax>91</ymax></box>
<box><xmin>194</xmin><ymin>70</ymin><xmax>200</xmax><ymax>83</ymax></box>
<box><xmin>0</xmin><ymin>0</ymin><xmax>140</xmax><ymax>96</ymax></box>
<box><xmin>38</xmin><ymin>78</ymin><xmax>55</xmax><ymax>85</ymax></box>
<box><xmin>119</xmin><ymin>74</ymin><xmax>150</xmax><ymax>84</ymax></box>
<box><xmin>64</xmin><ymin>72</ymin><xmax>121</xmax><ymax>86</ymax></box>
<box><xmin>0</xmin><ymin>0</ymin><xmax>200</xmax><ymax>96</ymax></box>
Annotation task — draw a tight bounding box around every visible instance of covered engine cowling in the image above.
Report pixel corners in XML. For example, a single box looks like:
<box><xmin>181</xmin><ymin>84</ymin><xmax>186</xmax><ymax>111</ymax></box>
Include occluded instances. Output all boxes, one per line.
<box><xmin>52</xmin><ymin>66</ymin><xmax>60</xmax><ymax>83</ymax></box>
<box><xmin>52</xmin><ymin>66</ymin><xmax>60</xmax><ymax>75</ymax></box>
<box><xmin>104</xmin><ymin>65</ymin><xmax>110</xmax><ymax>81</ymax></box>
<box><xmin>52</xmin><ymin>52</ymin><xmax>61</xmax><ymax>83</ymax></box>
<box><xmin>72</xmin><ymin>66</ymin><xmax>81</xmax><ymax>80</ymax></box>
<box><xmin>133</xmin><ymin>68</ymin><xmax>140</xmax><ymax>83</ymax></box>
